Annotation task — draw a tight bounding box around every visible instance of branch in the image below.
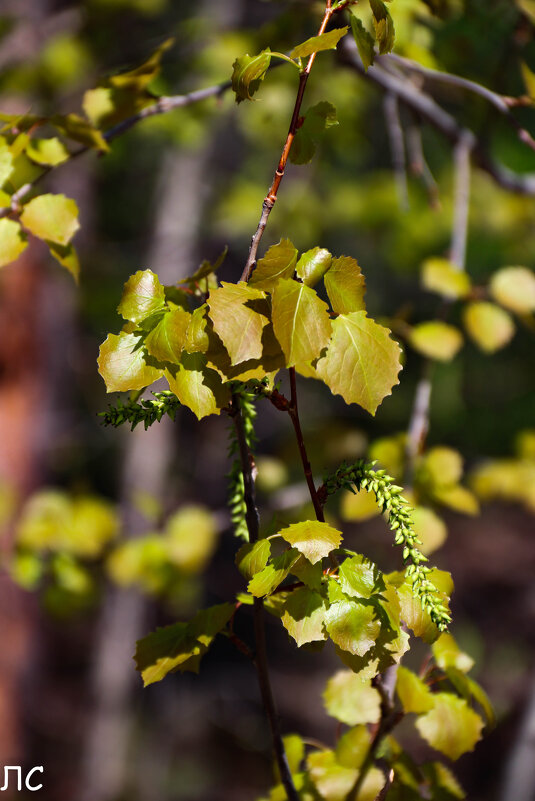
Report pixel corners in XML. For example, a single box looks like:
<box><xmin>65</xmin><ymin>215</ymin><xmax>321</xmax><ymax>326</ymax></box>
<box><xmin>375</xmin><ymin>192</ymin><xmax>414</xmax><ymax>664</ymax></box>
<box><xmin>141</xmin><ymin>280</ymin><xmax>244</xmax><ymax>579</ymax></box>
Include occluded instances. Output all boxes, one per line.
<box><xmin>383</xmin><ymin>91</ymin><xmax>409</xmax><ymax>211</ymax></box>
<box><xmin>379</xmin><ymin>52</ymin><xmax>535</xmax><ymax>153</ymax></box>
<box><xmin>288</xmin><ymin>368</ymin><xmax>326</xmax><ymax>523</ymax></box>
<box><xmin>240</xmin><ymin>3</ymin><xmax>337</xmax><ymax>281</ymax></box>
<box><xmin>450</xmin><ymin>131</ymin><xmax>473</xmax><ymax>270</ymax></box>
<box><xmin>230</xmin><ymin>394</ymin><xmax>299</xmax><ymax>801</ymax></box>
<box><xmin>339</xmin><ymin>39</ymin><xmax>535</xmax><ymax>196</ymax></box>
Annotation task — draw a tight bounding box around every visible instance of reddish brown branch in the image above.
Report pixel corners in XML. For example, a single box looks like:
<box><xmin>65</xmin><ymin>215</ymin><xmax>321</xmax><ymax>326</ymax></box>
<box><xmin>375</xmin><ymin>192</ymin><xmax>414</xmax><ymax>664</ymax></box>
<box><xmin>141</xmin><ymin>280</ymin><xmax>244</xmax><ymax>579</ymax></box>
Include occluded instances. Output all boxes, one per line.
<box><xmin>288</xmin><ymin>367</ymin><xmax>326</xmax><ymax>522</ymax></box>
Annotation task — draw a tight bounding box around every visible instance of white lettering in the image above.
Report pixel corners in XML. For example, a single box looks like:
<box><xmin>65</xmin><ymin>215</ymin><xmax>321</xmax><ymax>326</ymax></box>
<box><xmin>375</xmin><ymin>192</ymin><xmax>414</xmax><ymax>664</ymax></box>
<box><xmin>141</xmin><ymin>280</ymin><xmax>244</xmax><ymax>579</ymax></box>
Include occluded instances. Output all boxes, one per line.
<box><xmin>25</xmin><ymin>767</ymin><xmax>43</xmax><ymax>792</ymax></box>
<box><xmin>0</xmin><ymin>766</ymin><xmax>21</xmax><ymax>792</ymax></box>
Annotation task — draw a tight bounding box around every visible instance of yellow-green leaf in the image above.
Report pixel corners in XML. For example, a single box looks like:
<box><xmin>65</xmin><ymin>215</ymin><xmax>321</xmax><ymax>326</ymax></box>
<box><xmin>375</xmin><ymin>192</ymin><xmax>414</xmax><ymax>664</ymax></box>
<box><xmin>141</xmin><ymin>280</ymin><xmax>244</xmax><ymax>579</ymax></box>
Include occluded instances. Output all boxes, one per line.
<box><xmin>396</xmin><ymin>666</ymin><xmax>434</xmax><ymax>713</ymax></box>
<box><xmin>325</xmin><ymin>600</ymin><xmax>381</xmax><ymax>656</ymax></box>
<box><xmin>463</xmin><ymin>301</ymin><xmax>515</xmax><ymax>353</ymax></box>
<box><xmin>231</xmin><ymin>49</ymin><xmax>272</xmax><ymax>103</ymax></box>
<box><xmin>0</xmin><ymin>137</ymin><xmax>14</xmax><ymax>185</ymax></box>
<box><xmin>422</xmin><ymin>447</ymin><xmax>463</xmax><ymax>487</ymax></box>
<box><xmin>51</xmin><ymin>113</ymin><xmax>109</xmax><ymax>151</ymax></box>
<box><xmin>433</xmin><ymin>484</ymin><xmax>479</xmax><ymax>515</ymax></box>
<box><xmin>0</xmin><ymin>218</ymin><xmax>27</xmax><ymax>267</ymax></box>
<box><xmin>20</xmin><ymin>193</ymin><xmax>79</xmax><ymax>246</ymax></box>
<box><xmin>271</xmin><ymin>278</ymin><xmax>332</xmax><ymax>366</ymax></box>
<box><xmin>144</xmin><ymin>307</ymin><xmax>191</xmax><ymax>364</ymax></box>
<box><xmin>421</xmin><ymin>258</ymin><xmax>471</xmax><ymax>299</ymax></box>
<box><xmin>48</xmin><ymin>242</ymin><xmax>79</xmax><ymax>281</ymax></box>
<box><xmin>490</xmin><ymin>266</ymin><xmax>535</xmax><ymax>314</ymax></box>
<box><xmin>290</xmin><ymin>27</ymin><xmax>348</xmax><ymax>60</ymax></box>
<box><xmin>117</xmin><ymin>269</ymin><xmax>166</xmax><ymax>324</ymax></box>
<box><xmin>316</xmin><ymin>312</ymin><xmax>402</xmax><ymax>415</ymax></box>
<box><xmin>207</xmin><ymin>282</ymin><xmax>268</xmax><ymax>365</ymax></box>
<box><xmin>26</xmin><ymin>137</ymin><xmax>69</xmax><ymax>166</ymax></box>
<box><xmin>335</xmin><ymin>725</ymin><xmax>370</xmax><ymax>769</ymax></box>
<box><xmin>324</xmin><ymin>255</ymin><xmax>366</xmax><ymax>314</ymax></box>
<box><xmin>415</xmin><ymin>693</ymin><xmax>484</xmax><ymax>760</ymax></box>
<box><xmin>98</xmin><ymin>332</ymin><xmax>163</xmax><ymax>392</ymax></box>
<box><xmin>432</xmin><ymin>632</ymin><xmax>475</xmax><ymax>673</ymax></box>
<box><xmin>350</xmin><ymin>15</ymin><xmax>376</xmax><ymax>71</ymax></box>
<box><xmin>412</xmin><ymin>506</ymin><xmax>447</xmax><ymax>555</ymax></box>
<box><xmin>235</xmin><ymin>539</ymin><xmax>271</xmax><ymax>580</ymax></box>
<box><xmin>249</xmin><ymin>238</ymin><xmax>298</xmax><ymax>291</ymax></box>
<box><xmin>338</xmin><ymin>555</ymin><xmax>385</xmax><ymax>599</ymax></box>
<box><xmin>323</xmin><ymin>670</ymin><xmax>381</xmax><ymax>725</ymax></box>
<box><xmin>248</xmin><ymin>549</ymin><xmax>300</xmax><ymax>597</ymax></box>
<box><xmin>278</xmin><ymin>520</ymin><xmax>342</xmax><ymax>564</ymax></box>
<box><xmin>165</xmin><ymin>354</ymin><xmax>229</xmax><ymax>420</ymax></box>
<box><xmin>281</xmin><ymin>587</ymin><xmax>327</xmax><ymax>646</ymax></box>
<box><xmin>165</xmin><ymin>506</ymin><xmax>218</xmax><ymax>573</ymax></box>
<box><xmin>341</xmin><ymin>488</ymin><xmax>381</xmax><ymax>522</ymax></box>
<box><xmin>295</xmin><ymin>247</ymin><xmax>332</xmax><ymax>287</ymax></box>
<box><xmin>369</xmin><ymin>0</ymin><xmax>395</xmax><ymax>54</ymax></box>
<box><xmin>410</xmin><ymin>321</ymin><xmax>463</xmax><ymax>362</ymax></box>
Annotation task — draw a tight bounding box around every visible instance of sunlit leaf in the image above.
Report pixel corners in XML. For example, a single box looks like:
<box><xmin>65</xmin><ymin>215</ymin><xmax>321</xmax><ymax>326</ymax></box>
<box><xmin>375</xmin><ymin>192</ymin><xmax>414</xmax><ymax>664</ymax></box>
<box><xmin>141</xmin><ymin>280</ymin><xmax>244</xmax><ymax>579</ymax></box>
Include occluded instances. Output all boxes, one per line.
<box><xmin>165</xmin><ymin>353</ymin><xmax>230</xmax><ymax>420</ymax></box>
<box><xmin>341</xmin><ymin>488</ymin><xmax>381</xmax><ymax>522</ymax></box>
<box><xmin>490</xmin><ymin>266</ymin><xmax>535</xmax><ymax>314</ymax></box>
<box><xmin>463</xmin><ymin>302</ymin><xmax>515</xmax><ymax>353</ymax></box>
<box><xmin>290</xmin><ymin>27</ymin><xmax>348</xmax><ymax>60</ymax></box>
<box><xmin>396</xmin><ymin>666</ymin><xmax>434</xmax><ymax>713</ymax></box>
<box><xmin>271</xmin><ymin>278</ymin><xmax>332</xmax><ymax>366</ymax></box>
<box><xmin>421</xmin><ymin>447</ymin><xmax>463</xmax><ymax>487</ymax></box>
<box><xmin>295</xmin><ymin>246</ymin><xmax>332</xmax><ymax>287</ymax></box>
<box><xmin>51</xmin><ymin>113</ymin><xmax>109</xmax><ymax>151</ymax></box>
<box><xmin>410</xmin><ymin>321</ymin><xmax>463</xmax><ymax>362</ymax></box>
<box><xmin>235</xmin><ymin>539</ymin><xmax>271</xmax><ymax>579</ymax></box>
<box><xmin>0</xmin><ymin>218</ymin><xmax>27</xmax><ymax>267</ymax></box>
<box><xmin>421</xmin><ymin>258</ymin><xmax>471</xmax><ymax>299</ymax></box>
<box><xmin>48</xmin><ymin>242</ymin><xmax>80</xmax><ymax>281</ymax></box>
<box><xmin>324</xmin><ymin>255</ymin><xmax>366</xmax><ymax>314</ymax></box>
<box><xmin>117</xmin><ymin>269</ymin><xmax>166</xmax><ymax>323</ymax></box>
<box><xmin>20</xmin><ymin>193</ymin><xmax>79</xmax><ymax>246</ymax></box>
<box><xmin>291</xmin><ymin>102</ymin><xmax>338</xmax><ymax>165</ymax></box>
<box><xmin>325</xmin><ymin>600</ymin><xmax>381</xmax><ymax>656</ymax></box>
<box><xmin>412</xmin><ymin>506</ymin><xmax>447</xmax><ymax>556</ymax></box>
<box><xmin>249</xmin><ymin>238</ymin><xmax>298</xmax><ymax>291</ymax></box>
<box><xmin>231</xmin><ymin>49</ymin><xmax>272</xmax><ymax>103</ymax></box>
<box><xmin>26</xmin><ymin>137</ymin><xmax>69</xmax><ymax>166</ymax></box>
<box><xmin>144</xmin><ymin>307</ymin><xmax>191</xmax><ymax>364</ymax></box>
<box><xmin>433</xmin><ymin>484</ymin><xmax>479</xmax><ymax>515</ymax></box>
<box><xmin>415</xmin><ymin>693</ymin><xmax>484</xmax><ymax>760</ymax></box>
<box><xmin>335</xmin><ymin>725</ymin><xmax>370</xmax><ymax>769</ymax></box>
<box><xmin>281</xmin><ymin>587</ymin><xmax>328</xmax><ymax>646</ymax></box>
<box><xmin>338</xmin><ymin>555</ymin><xmax>385</xmax><ymax>599</ymax></box>
<box><xmin>98</xmin><ymin>332</ymin><xmax>163</xmax><ymax>392</ymax></box>
<box><xmin>0</xmin><ymin>137</ymin><xmax>14</xmax><ymax>185</ymax></box>
<box><xmin>323</xmin><ymin>670</ymin><xmax>381</xmax><ymax>725</ymax></box>
<box><xmin>432</xmin><ymin>632</ymin><xmax>474</xmax><ymax>673</ymax></box>
<box><xmin>278</xmin><ymin>520</ymin><xmax>342</xmax><ymax>564</ymax></box>
<box><xmin>165</xmin><ymin>506</ymin><xmax>218</xmax><ymax>572</ymax></box>
<box><xmin>208</xmin><ymin>282</ymin><xmax>268</xmax><ymax>365</ymax></box>
<box><xmin>369</xmin><ymin>0</ymin><xmax>395</xmax><ymax>54</ymax></box>
<box><xmin>248</xmin><ymin>549</ymin><xmax>300</xmax><ymax>597</ymax></box>
<box><xmin>316</xmin><ymin>312</ymin><xmax>401</xmax><ymax>415</ymax></box>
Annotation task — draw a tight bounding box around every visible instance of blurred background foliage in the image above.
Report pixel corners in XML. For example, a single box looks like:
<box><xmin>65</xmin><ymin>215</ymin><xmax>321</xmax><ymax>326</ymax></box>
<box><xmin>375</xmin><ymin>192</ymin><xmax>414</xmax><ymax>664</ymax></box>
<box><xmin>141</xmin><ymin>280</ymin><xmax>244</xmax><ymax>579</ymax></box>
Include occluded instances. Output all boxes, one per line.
<box><xmin>0</xmin><ymin>0</ymin><xmax>534</xmax><ymax>799</ymax></box>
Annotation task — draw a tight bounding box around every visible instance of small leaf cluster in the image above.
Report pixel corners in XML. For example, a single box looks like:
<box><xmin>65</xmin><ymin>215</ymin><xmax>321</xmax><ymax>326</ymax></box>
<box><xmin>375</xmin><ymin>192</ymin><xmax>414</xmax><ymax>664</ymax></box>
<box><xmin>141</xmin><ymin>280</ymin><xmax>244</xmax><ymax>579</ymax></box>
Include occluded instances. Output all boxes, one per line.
<box><xmin>323</xmin><ymin>459</ymin><xmax>452</xmax><ymax>630</ymax></box>
<box><xmin>98</xmin><ymin>238</ymin><xmax>402</xmax><ymax>421</ymax></box>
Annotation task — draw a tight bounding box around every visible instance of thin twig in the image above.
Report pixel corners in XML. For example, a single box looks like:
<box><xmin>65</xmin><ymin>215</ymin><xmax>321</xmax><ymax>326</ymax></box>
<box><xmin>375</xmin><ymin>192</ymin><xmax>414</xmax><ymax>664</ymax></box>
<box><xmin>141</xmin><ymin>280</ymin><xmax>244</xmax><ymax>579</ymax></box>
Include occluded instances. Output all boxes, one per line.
<box><xmin>383</xmin><ymin>92</ymin><xmax>409</xmax><ymax>211</ymax></box>
<box><xmin>231</xmin><ymin>394</ymin><xmax>299</xmax><ymax>801</ymax></box>
<box><xmin>405</xmin><ymin>364</ymin><xmax>433</xmax><ymax>482</ymax></box>
<box><xmin>240</xmin><ymin>3</ymin><xmax>336</xmax><ymax>282</ymax></box>
<box><xmin>406</xmin><ymin>118</ymin><xmax>440</xmax><ymax>208</ymax></box>
<box><xmin>288</xmin><ymin>368</ymin><xmax>325</xmax><ymax>522</ymax></box>
<box><xmin>379</xmin><ymin>52</ymin><xmax>535</xmax><ymax>153</ymax></box>
<box><xmin>338</xmin><ymin>39</ymin><xmax>535</xmax><ymax>196</ymax></box>
<box><xmin>450</xmin><ymin>131</ymin><xmax>473</xmax><ymax>270</ymax></box>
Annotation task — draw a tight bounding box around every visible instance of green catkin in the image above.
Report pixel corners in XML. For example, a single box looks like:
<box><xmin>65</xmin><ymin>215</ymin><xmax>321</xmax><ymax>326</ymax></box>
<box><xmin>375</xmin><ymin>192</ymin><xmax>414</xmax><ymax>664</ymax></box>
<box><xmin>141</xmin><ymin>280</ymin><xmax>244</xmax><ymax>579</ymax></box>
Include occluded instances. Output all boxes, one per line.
<box><xmin>227</xmin><ymin>387</ymin><xmax>258</xmax><ymax>541</ymax></box>
<box><xmin>99</xmin><ymin>390</ymin><xmax>181</xmax><ymax>430</ymax></box>
<box><xmin>323</xmin><ymin>459</ymin><xmax>451</xmax><ymax>631</ymax></box>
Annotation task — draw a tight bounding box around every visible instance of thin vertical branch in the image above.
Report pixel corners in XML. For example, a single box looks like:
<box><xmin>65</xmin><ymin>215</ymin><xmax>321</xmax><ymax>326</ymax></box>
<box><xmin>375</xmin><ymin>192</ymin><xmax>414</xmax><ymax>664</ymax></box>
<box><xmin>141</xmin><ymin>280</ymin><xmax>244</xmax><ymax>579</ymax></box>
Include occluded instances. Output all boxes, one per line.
<box><xmin>406</xmin><ymin>118</ymin><xmax>440</xmax><ymax>209</ymax></box>
<box><xmin>405</xmin><ymin>362</ymin><xmax>433</xmax><ymax>483</ymax></box>
<box><xmin>240</xmin><ymin>3</ymin><xmax>336</xmax><ymax>281</ymax></box>
<box><xmin>288</xmin><ymin>368</ymin><xmax>325</xmax><ymax>522</ymax></box>
<box><xmin>384</xmin><ymin>92</ymin><xmax>409</xmax><ymax>211</ymax></box>
<box><xmin>450</xmin><ymin>131</ymin><xmax>473</xmax><ymax>270</ymax></box>
<box><xmin>231</xmin><ymin>395</ymin><xmax>299</xmax><ymax>801</ymax></box>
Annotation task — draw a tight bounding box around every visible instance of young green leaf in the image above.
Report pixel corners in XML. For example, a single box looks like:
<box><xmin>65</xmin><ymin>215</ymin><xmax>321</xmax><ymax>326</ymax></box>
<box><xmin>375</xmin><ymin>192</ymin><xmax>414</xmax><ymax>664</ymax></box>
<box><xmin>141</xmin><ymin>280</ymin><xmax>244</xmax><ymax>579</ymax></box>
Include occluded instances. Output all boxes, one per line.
<box><xmin>248</xmin><ymin>549</ymin><xmax>300</xmax><ymax>597</ymax></box>
<box><xmin>432</xmin><ymin>632</ymin><xmax>474</xmax><ymax>673</ymax></box>
<box><xmin>51</xmin><ymin>113</ymin><xmax>109</xmax><ymax>151</ymax></box>
<box><xmin>316</xmin><ymin>312</ymin><xmax>401</xmax><ymax>415</ymax></box>
<box><xmin>410</xmin><ymin>321</ymin><xmax>463</xmax><ymax>361</ymax></box>
<box><xmin>117</xmin><ymin>269</ymin><xmax>166</xmax><ymax>324</ymax></box>
<box><xmin>324</xmin><ymin>255</ymin><xmax>366</xmax><ymax>314</ymax></box>
<box><xmin>48</xmin><ymin>242</ymin><xmax>80</xmax><ymax>281</ymax></box>
<box><xmin>0</xmin><ymin>218</ymin><xmax>27</xmax><ymax>267</ymax></box>
<box><xmin>249</xmin><ymin>238</ymin><xmax>298</xmax><ymax>291</ymax></box>
<box><xmin>98</xmin><ymin>332</ymin><xmax>163</xmax><ymax>392</ymax></box>
<box><xmin>421</xmin><ymin>258</ymin><xmax>471</xmax><ymax>299</ymax></box>
<box><xmin>290</xmin><ymin>27</ymin><xmax>348</xmax><ymax>60</ymax></box>
<box><xmin>396</xmin><ymin>665</ymin><xmax>435</xmax><ymax>713</ymax></box>
<box><xmin>278</xmin><ymin>520</ymin><xmax>342</xmax><ymax>564</ymax></box>
<box><xmin>323</xmin><ymin>670</ymin><xmax>381</xmax><ymax>725</ymax></box>
<box><xmin>144</xmin><ymin>307</ymin><xmax>191</xmax><ymax>364</ymax></box>
<box><xmin>271</xmin><ymin>278</ymin><xmax>332</xmax><ymax>366</ymax></box>
<box><xmin>281</xmin><ymin>587</ymin><xmax>327</xmax><ymax>646</ymax></box>
<box><xmin>415</xmin><ymin>693</ymin><xmax>484</xmax><ymax>760</ymax></box>
<box><xmin>231</xmin><ymin>49</ymin><xmax>272</xmax><ymax>103</ymax></box>
<box><xmin>338</xmin><ymin>555</ymin><xmax>385</xmax><ymax>599</ymax></box>
<box><xmin>295</xmin><ymin>247</ymin><xmax>332</xmax><ymax>287</ymax></box>
<box><xmin>207</xmin><ymin>282</ymin><xmax>269</xmax><ymax>366</ymax></box>
<box><xmin>0</xmin><ymin>137</ymin><xmax>14</xmax><ymax>185</ymax></box>
<box><xmin>20</xmin><ymin>193</ymin><xmax>79</xmax><ymax>246</ymax></box>
<box><xmin>235</xmin><ymin>539</ymin><xmax>271</xmax><ymax>580</ymax></box>
<box><xmin>325</xmin><ymin>600</ymin><xmax>381</xmax><ymax>656</ymax></box>
<box><xmin>489</xmin><ymin>265</ymin><xmax>535</xmax><ymax>314</ymax></box>
<box><xmin>165</xmin><ymin>354</ymin><xmax>230</xmax><ymax>420</ymax></box>
<box><xmin>290</xmin><ymin>102</ymin><xmax>338</xmax><ymax>165</ymax></box>
<box><xmin>26</xmin><ymin>137</ymin><xmax>70</xmax><ymax>167</ymax></box>
<box><xmin>335</xmin><ymin>725</ymin><xmax>370</xmax><ymax>769</ymax></box>
<box><xmin>369</xmin><ymin>0</ymin><xmax>395</xmax><ymax>54</ymax></box>
<box><xmin>463</xmin><ymin>301</ymin><xmax>515</xmax><ymax>353</ymax></box>
<box><xmin>350</xmin><ymin>15</ymin><xmax>376</xmax><ymax>71</ymax></box>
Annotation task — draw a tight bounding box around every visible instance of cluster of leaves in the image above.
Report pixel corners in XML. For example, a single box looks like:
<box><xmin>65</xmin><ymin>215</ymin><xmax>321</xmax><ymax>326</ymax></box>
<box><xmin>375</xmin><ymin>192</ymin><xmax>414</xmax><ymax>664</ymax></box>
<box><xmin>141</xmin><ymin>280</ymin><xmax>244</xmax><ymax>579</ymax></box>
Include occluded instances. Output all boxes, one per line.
<box><xmin>0</xmin><ymin>39</ymin><xmax>173</xmax><ymax>280</ymax></box>
<box><xmin>8</xmin><ymin>488</ymin><xmax>219</xmax><ymax>607</ymax></box>
<box><xmin>98</xmin><ymin>238</ymin><xmax>402</xmax><ymax>420</ymax></box>
<box><xmin>471</xmin><ymin>429</ymin><xmax>535</xmax><ymax>514</ymax></box>
<box><xmin>401</xmin><ymin>259</ymin><xmax>535</xmax><ymax>362</ymax></box>
<box><xmin>259</xmin><ymin>631</ymin><xmax>493</xmax><ymax>801</ymax></box>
